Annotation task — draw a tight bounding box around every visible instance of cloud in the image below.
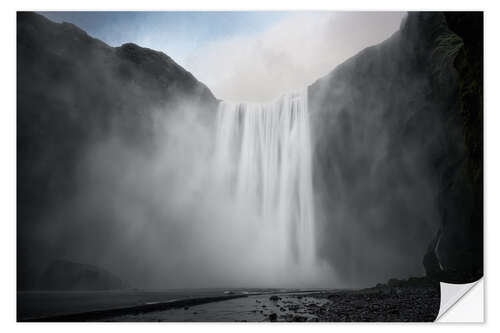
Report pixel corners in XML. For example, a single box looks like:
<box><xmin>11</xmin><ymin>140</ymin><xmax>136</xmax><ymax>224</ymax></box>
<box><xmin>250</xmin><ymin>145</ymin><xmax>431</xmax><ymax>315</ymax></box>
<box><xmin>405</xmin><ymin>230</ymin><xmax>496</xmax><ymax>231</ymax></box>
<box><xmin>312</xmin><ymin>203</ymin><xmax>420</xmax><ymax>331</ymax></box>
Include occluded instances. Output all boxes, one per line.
<box><xmin>186</xmin><ymin>12</ymin><xmax>406</xmax><ymax>102</ymax></box>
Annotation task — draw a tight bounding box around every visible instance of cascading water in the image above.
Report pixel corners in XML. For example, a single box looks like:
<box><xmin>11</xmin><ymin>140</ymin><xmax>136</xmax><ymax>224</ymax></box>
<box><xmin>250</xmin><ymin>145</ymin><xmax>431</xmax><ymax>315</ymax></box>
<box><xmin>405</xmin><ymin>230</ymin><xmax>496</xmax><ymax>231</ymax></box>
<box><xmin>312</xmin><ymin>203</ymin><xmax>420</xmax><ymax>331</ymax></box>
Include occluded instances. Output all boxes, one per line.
<box><xmin>212</xmin><ymin>88</ymin><xmax>316</xmax><ymax>278</ymax></box>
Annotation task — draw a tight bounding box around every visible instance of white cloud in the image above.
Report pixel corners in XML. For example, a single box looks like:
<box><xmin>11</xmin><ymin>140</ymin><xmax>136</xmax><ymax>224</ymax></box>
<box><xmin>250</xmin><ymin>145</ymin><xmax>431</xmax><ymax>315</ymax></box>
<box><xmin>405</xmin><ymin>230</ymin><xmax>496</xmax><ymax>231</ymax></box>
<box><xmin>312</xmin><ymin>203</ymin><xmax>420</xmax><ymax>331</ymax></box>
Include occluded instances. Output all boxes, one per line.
<box><xmin>185</xmin><ymin>12</ymin><xmax>406</xmax><ymax>102</ymax></box>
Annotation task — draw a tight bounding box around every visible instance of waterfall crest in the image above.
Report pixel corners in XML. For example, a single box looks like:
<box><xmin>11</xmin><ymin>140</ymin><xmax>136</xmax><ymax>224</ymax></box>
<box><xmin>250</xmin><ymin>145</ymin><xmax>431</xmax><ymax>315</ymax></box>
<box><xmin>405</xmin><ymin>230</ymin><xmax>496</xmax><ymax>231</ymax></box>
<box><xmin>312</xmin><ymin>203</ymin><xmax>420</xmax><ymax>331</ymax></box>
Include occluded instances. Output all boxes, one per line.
<box><xmin>212</xmin><ymin>88</ymin><xmax>316</xmax><ymax>272</ymax></box>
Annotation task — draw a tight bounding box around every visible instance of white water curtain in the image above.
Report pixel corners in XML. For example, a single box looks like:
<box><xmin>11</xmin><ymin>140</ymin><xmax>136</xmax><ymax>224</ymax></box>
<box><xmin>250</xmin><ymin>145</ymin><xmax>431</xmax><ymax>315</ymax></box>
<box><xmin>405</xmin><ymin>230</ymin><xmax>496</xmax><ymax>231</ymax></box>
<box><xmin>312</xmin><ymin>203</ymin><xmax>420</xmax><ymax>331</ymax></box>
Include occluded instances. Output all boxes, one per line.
<box><xmin>212</xmin><ymin>89</ymin><xmax>316</xmax><ymax>271</ymax></box>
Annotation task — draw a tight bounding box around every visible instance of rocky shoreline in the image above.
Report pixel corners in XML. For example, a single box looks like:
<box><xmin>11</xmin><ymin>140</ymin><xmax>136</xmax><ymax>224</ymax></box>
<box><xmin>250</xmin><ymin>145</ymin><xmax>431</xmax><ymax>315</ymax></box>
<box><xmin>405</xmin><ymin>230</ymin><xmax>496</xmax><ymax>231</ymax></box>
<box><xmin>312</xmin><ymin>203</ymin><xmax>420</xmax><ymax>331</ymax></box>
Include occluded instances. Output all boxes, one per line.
<box><xmin>274</xmin><ymin>280</ymin><xmax>440</xmax><ymax>322</ymax></box>
<box><xmin>96</xmin><ymin>277</ymin><xmax>440</xmax><ymax>322</ymax></box>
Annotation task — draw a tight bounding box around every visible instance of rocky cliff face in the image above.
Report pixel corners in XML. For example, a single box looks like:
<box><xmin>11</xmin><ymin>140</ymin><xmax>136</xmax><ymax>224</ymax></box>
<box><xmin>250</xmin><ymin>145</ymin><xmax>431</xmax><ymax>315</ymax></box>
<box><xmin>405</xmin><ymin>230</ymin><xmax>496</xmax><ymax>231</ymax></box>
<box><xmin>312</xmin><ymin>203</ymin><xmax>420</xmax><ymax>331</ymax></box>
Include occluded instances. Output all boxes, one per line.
<box><xmin>423</xmin><ymin>12</ymin><xmax>483</xmax><ymax>283</ymax></box>
<box><xmin>17</xmin><ymin>12</ymin><xmax>218</xmax><ymax>290</ymax></box>
<box><xmin>309</xmin><ymin>12</ymin><xmax>482</xmax><ymax>285</ymax></box>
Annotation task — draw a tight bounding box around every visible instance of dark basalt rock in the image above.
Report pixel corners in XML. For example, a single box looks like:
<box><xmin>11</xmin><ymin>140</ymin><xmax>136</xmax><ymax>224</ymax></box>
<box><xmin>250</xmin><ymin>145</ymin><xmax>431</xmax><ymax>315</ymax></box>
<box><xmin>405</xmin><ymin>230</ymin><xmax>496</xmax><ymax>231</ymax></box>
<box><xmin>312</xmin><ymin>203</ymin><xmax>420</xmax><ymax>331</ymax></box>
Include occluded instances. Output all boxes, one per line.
<box><xmin>425</xmin><ymin>12</ymin><xmax>483</xmax><ymax>283</ymax></box>
<box><xmin>39</xmin><ymin>259</ymin><xmax>127</xmax><ymax>291</ymax></box>
<box><xmin>311</xmin><ymin>279</ymin><xmax>440</xmax><ymax>322</ymax></box>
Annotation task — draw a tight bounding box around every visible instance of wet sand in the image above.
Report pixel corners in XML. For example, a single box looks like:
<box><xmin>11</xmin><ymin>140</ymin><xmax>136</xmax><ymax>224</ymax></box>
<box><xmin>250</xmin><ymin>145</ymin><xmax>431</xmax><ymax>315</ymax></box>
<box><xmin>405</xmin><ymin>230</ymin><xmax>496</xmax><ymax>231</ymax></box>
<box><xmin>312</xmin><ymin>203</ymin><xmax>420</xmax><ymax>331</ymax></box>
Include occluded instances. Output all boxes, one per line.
<box><xmin>18</xmin><ymin>289</ymin><xmax>252</xmax><ymax>321</ymax></box>
<box><xmin>102</xmin><ymin>293</ymin><xmax>328</xmax><ymax>322</ymax></box>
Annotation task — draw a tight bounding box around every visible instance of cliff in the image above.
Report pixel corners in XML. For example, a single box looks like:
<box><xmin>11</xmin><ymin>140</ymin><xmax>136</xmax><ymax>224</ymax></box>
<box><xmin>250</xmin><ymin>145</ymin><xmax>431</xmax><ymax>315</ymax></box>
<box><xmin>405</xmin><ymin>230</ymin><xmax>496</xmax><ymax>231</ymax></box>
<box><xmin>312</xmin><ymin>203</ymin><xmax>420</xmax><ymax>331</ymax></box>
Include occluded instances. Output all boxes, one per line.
<box><xmin>309</xmin><ymin>12</ymin><xmax>482</xmax><ymax>285</ymax></box>
<box><xmin>423</xmin><ymin>12</ymin><xmax>483</xmax><ymax>283</ymax></box>
<box><xmin>17</xmin><ymin>12</ymin><xmax>218</xmax><ymax>290</ymax></box>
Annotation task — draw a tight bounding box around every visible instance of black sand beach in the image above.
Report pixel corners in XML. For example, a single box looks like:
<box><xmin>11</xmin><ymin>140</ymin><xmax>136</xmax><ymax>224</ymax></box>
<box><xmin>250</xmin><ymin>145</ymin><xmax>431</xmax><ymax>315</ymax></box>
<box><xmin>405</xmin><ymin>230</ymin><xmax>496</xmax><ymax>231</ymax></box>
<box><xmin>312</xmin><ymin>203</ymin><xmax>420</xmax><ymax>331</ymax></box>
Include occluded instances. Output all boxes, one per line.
<box><xmin>19</xmin><ymin>279</ymin><xmax>440</xmax><ymax>322</ymax></box>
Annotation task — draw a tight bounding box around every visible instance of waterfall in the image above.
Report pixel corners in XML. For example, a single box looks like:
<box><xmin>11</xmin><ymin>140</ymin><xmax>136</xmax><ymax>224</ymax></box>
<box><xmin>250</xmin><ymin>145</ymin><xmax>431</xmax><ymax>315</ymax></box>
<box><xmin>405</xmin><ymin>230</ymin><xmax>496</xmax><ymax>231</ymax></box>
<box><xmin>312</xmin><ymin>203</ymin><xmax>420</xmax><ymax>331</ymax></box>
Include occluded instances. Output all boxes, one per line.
<box><xmin>212</xmin><ymin>88</ymin><xmax>316</xmax><ymax>272</ymax></box>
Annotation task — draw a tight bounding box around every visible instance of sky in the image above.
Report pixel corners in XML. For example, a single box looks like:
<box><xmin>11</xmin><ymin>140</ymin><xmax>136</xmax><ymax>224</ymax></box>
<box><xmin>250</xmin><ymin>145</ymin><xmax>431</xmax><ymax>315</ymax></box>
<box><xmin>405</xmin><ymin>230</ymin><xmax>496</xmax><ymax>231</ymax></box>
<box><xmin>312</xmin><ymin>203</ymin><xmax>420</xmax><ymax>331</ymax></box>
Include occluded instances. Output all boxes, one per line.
<box><xmin>40</xmin><ymin>11</ymin><xmax>406</xmax><ymax>102</ymax></box>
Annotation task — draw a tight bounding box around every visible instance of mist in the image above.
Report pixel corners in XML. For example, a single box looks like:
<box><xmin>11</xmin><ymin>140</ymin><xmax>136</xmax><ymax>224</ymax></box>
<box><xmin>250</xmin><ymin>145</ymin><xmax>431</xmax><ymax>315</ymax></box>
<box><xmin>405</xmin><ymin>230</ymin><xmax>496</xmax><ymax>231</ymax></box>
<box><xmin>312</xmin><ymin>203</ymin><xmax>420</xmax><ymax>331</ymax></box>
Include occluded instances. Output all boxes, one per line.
<box><xmin>186</xmin><ymin>12</ymin><xmax>405</xmax><ymax>102</ymax></box>
<box><xmin>29</xmin><ymin>94</ymin><xmax>335</xmax><ymax>289</ymax></box>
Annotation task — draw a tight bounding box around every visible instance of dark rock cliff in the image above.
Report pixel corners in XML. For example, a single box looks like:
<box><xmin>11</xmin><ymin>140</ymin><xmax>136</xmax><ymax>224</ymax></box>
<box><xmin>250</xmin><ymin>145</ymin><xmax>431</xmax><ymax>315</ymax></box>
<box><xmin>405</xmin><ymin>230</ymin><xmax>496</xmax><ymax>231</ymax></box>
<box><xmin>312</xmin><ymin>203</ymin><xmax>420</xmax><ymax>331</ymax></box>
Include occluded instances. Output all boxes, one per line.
<box><xmin>17</xmin><ymin>12</ymin><xmax>218</xmax><ymax>290</ymax></box>
<box><xmin>309</xmin><ymin>12</ymin><xmax>482</xmax><ymax>285</ymax></box>
<box><xmin>423</xmin><ymin>12</ymin><xmax>483</xmax><ymax>283</ymax></box>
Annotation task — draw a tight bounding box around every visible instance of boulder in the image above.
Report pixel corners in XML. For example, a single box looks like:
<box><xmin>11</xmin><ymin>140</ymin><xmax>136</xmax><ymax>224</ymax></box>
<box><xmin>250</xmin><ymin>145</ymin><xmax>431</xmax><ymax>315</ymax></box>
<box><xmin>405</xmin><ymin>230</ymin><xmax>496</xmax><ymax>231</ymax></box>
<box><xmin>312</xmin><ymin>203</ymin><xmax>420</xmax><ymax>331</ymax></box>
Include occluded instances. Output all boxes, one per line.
<box><xmin>39</xmin><ymin>259</ymin><xmax>127</xmax><ymax>291</ymax></box>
